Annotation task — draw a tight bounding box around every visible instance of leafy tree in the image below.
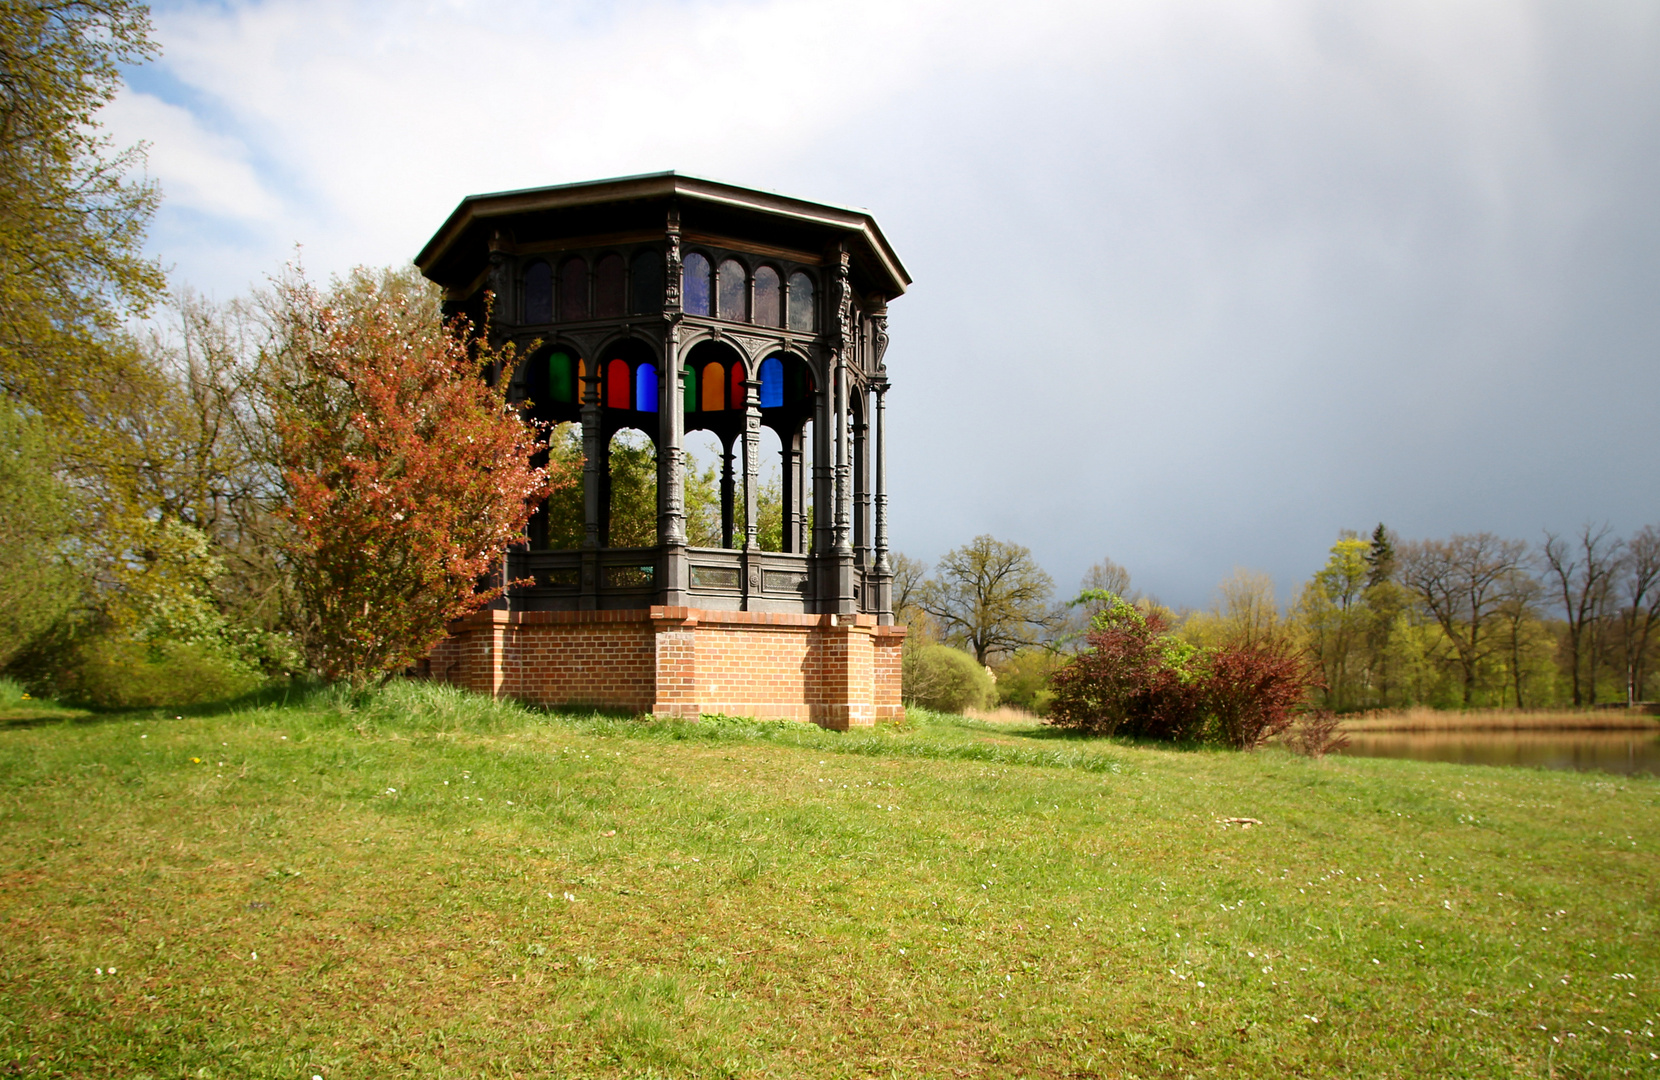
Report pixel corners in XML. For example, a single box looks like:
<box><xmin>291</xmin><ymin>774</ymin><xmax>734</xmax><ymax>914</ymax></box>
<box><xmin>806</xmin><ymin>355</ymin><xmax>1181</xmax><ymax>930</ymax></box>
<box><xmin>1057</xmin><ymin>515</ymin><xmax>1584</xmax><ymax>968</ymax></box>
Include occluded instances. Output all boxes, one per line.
<box><xmin>1615</xmin><ymin>524</ymin><xmax>1660</xmax><ymax>706</ymax></box>
<box><xmin>917</xmin><ymin>535</ymin><xmax>1055</xmax><ymax>664</ymax></box>
<box><xmin>0</xmin><ymin>1</ymin><xmax>165</xmax><ymax>428</ymax></box>
<box><xmin>1542</xmin><ymin>524</ymin><xmax>1623</xmax><ymax>706</ymax></box>
<box><xmin>1294</xmin><ymin>536</ymin><xmax>1371</xmax><ymax>710</ymax></box>
<box><xmin>0</xmin><ymin>403</ymin><xmax>75</xmax><ymax>667</ymax></box>
<box><xmin>992</xmin><ymin>647</ymin><xmax>1064</xmax><ymax>715</ymax></box>
<box><xmin>888</xmin><ymin>551</ymin><xmax>931</xmax><ymax>636</ymax></box>
<box><xmin>263</xmin><ymin>268</ymin><xmax>564</xmax><ymax>686</ymax></box>
<box><xmin>1364</xmin><ymin>522</ymin><xmax>1395</xmax><ymax>589</ymax></box>
<box><xmin>1398</xmin><ymin>533</ymin><xmax>1529</xmax><ymax>706</ymax></box>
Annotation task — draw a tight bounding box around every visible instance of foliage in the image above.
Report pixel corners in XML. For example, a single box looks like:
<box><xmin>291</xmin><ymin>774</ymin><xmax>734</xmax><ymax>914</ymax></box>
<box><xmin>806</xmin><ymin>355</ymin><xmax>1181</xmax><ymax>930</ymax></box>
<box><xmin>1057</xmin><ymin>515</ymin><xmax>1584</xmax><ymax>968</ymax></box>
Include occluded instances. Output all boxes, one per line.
<box><xmin>901</xmin><ymin>643</ymin><xmax>995</xmax><ymax>714</ymax></box>
<box><xmin>1293</xmin><ymin>536</ymin><xmax>1373</xmax><ymax>710</ymax></box>
<box><xmin>59</xmin><ymin>634</ymin><xmax>264</xmax><ymax>708</ymax></box>
<box><xmin>1398</xmin><ymin>533</ymin><xmax>1531</xmax><ymax>706</ymax></box>
<box><xmin>991</xmin><ymin>647</ymin><xmax>1064</xmax><ymax>715</ymax></box>
<box><xmin>263</xmin><ymin>268</ymin><xmax>563</xmax><ymax>687</ymax></box>
<box><xmin>0</xmin><ymin>403</ymin><xmax>76</xmax><ymax>667</ymax></box>
<box><xmin>1050</xmin><ymin>590</ymin><xmax>1318</xmax><ymax>748</ymax></box>
<box><xmin>0</xmin><ymin>0</ymin><xmax>166</xmax><ymax>431</ymax></box>
<box><xmin>917</xmin><ymin>535</ymin><xmax>1055</xmax><ymax>664</ymax></box>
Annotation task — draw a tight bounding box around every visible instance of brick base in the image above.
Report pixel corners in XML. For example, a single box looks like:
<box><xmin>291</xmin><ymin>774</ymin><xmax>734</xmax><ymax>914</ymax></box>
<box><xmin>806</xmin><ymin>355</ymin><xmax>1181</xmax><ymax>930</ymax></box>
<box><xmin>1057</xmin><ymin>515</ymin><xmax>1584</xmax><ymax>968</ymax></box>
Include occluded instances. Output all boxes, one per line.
<box><xmin>425</xmin><ymin>607</ymin><xmax>906</xmax><ymax>730</ymax></box>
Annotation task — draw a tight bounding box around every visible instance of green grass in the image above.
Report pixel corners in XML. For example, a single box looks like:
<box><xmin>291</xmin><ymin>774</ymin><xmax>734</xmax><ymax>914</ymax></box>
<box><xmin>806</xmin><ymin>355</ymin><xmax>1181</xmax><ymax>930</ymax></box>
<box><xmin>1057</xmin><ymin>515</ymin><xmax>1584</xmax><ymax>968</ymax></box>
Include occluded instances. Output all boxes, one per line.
<box><xmin>1</xmin><ymin>682</ymin><xmax>1656</xmax><ymax>1078</ymax></box>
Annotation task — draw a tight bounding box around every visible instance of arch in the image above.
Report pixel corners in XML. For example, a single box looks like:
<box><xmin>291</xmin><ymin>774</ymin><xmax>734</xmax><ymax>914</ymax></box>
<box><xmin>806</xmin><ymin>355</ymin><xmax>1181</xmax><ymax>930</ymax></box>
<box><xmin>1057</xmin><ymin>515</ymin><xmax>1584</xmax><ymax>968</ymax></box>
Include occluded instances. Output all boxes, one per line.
<box><xmin>606</xmin><ymin>358</ymin><xmax>632</xmax><ymax>409</ymax></box>
<box><xmin>595</xmin><ymin>253</ymin><xmax>626</xmax><ymax>317</ymax></box>
<box><xmin>717</xmin><ymin>258</ymin><xmax>747</xmax><ymax>321</ymax></box>
<box><xmin>787</xmin><ymin>271</ymin><xmax>814</xmax><ymax>332</ymax></box>
<box><xmin>682</xmin><ymin>252</ymin><xmax>712</xmax><ymax>316</ymax></box>
<box><xmin>630</xmin><ymin>249</ymin><xmax>662</xmax><ymax>314</ymax></box>
<box><xmin>560</xmin><ymin>257</ymin><xmax>589</xmax><ymax>320</ymax></box>
<box><xmin>635</xmin><ymin>362</ymin><xmax>658</xmax><ymax>413</ymax></box>
<box><xmin>524</xmin><ymin>260</ymin><xmax>552</xmax><ymax>323</ymax></box>
<box><xmin>758</xmin><ymin>355</ymin><xmax>784</xmax><ymax>408</ymax></box>
<box><xmin>701</xmin><ymin>361</ymin><xmax>725</xmax><ymax>412</ymax></box>
<box><xmin>753</xmin><ymin>265</ymin><xmax>780</xmax><ymax>327</ymax></box>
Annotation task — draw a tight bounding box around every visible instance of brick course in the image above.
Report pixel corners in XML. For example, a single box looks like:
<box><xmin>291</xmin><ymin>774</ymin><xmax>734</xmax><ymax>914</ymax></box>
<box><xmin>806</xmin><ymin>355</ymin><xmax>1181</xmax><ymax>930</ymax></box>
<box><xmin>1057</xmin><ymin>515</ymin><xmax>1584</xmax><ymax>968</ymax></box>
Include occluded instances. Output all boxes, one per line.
<box><xmin>428</xmin><ymin>607</ymin><xmax>906</xmax><ymax>729</ymax></box>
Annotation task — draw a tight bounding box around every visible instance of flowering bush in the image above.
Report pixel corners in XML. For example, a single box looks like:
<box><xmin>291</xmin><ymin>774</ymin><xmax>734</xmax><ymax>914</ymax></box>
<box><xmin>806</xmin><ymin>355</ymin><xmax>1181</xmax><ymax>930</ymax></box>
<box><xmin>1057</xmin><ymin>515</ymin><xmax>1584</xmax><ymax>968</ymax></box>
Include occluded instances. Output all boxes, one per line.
<box><xmin>1047</xmin><ymin>591</ymin><xmax>1318</xmax><ymax>748</ymax></box>
<box><xmin>267</xmin><ymin>270</ymin><xmax>567</xmax><ymax>686</ymax></box>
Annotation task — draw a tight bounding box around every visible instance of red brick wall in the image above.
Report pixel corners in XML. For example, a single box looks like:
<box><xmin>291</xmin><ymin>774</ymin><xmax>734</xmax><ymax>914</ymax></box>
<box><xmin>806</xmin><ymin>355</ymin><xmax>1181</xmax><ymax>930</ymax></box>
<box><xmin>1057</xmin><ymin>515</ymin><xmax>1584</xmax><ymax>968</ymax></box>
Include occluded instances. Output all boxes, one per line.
<box><xmin>430</xmin><ymin>607</ymin><xmax>906</xmax><ymax>728</ymax></box>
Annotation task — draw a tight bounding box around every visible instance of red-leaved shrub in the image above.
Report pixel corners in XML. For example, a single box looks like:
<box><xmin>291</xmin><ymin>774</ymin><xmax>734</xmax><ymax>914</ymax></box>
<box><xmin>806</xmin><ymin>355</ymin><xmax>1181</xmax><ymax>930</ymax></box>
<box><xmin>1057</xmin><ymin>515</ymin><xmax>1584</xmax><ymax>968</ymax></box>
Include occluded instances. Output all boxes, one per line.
<box><xmin>1047</xmin><ymin>591</ymin><xmax>1320</xmax><ymax>749</ymax></box>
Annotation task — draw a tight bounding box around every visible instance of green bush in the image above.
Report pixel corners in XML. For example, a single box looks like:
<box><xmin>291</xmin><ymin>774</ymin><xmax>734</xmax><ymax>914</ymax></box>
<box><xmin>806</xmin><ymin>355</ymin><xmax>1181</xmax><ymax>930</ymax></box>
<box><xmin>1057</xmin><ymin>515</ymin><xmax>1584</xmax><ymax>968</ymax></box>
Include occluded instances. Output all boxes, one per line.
<box><xmin>993</xmin><ymin>649</ymin><xmax>1063</xmax><ymax>715</ymax></box>
<box><xmin>63</xmin><ymin>636</ymin><xmax>265</xmax><ymax>709</ymax></box>
<box><xmin>903</xmin><ymin>644</ymin><xmax>996</xmax><ymax>714</ymax></box>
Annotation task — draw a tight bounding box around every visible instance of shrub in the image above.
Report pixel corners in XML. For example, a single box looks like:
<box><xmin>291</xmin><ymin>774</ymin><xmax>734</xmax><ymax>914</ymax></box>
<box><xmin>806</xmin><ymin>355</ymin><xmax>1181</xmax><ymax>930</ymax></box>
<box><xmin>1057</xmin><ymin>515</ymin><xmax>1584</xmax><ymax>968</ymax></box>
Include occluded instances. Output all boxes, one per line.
<box><xmin>62</xmin><ymin>635</ymin><xmax>264</xmax><ymax>709</ymax></box>
<box><xmin>903</xmin><ymin>644</ymin><xmax>996</xmax><ymax>714</ymax></box>
<box><xmin>1047</xmin><ymin>590</ymin><xmax>1320</xmax><ymax>748</ymax></box>
<box><xmin>993</xmin><ymin>648</ymin><xmax>1066</xmax><ymax>716</ymax></box>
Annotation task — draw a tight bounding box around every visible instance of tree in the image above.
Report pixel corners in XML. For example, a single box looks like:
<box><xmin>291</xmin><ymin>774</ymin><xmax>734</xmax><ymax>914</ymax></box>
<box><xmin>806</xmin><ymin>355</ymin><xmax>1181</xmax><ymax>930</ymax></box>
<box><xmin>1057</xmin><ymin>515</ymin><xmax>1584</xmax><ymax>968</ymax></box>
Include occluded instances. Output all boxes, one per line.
<box><xmin>0</xmin><ymin>403</ymin><xmax>75</xmax><ymax>667</ymax></box>
<box><xmin>0</xmin><ymin>1</ymin><xmax>165</xmax><ymax>426</ymax></box>
<box><xmin>1182</xmin><ymin>568</ymin><xmax>1284</xmax><ymax>652</ymax></box>
<box><xmin>917</xmin><ymin>535</ymin><xmax>1055</xmax><ymax>664</ymax></box>
<box><xmin>1542</xmin><ymin>524</ymin><xmax>1624</xmax><ymax>706</ymax></box>
<box><xmin>1294</xmin><ymin>536</ymin><xmax>1371</xmax><ymax>710</ymax></box>
<box><xmin>1616</xmin><ymin>524</ymin><xmax>1660</xmax><ymax>706</ymax></box>
<box><xmin>1398</xmin><ymin>533</ymin><xmax>1529</xmax><ymax>706</ymax></box>
<box><xmin>263</xmin><ymin>268</ymin><xmax>564</xmax><ymax>686</ymax></box>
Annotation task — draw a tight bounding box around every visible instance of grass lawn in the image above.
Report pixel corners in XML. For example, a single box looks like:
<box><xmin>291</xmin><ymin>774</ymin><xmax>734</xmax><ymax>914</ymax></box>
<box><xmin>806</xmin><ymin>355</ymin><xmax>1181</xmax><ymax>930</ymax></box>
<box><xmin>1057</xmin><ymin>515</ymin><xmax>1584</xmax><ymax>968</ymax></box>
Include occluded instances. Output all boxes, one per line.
<box><xmin>1</xmin><ymin>684</ymin><xmax>1656</xmax><ymax>1078</ymax></box>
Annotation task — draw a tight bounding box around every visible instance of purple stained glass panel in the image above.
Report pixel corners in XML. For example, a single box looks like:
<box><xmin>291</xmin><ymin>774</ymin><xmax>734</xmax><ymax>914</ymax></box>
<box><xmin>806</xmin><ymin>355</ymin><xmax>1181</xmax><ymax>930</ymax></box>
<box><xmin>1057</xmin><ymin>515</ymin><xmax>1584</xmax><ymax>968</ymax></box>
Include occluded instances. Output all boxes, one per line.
<box><xmin>753</xmin><ymin>266</ymin><xmax>780</xmax><ymax>326</ymax></box>
<box><xmin>595</xmin><ymin>254</ymin><xmax>625</xmax><ymax>317</ymax></box>
<box><xmin>787</xmin><ymin>272</ymin><xmax>814</xmax><ymax>332</ymax></box>
<box><xmin>560</xmin><ymin>258</ymin><xmax>589</xmax><ymax>320</ymax></box>
<box><xmin>682</xmin><ymin>253</ymin><xmax>711</xmax><ymax>316</ymax></box>
<box><xmin>524</xmin><ymin>261</ymin><xmax>552</xmax><ymax>323</ymax></box>
<box><xmin>717</xmin><ymin>259</ymin><xmax>746</xmax><ymax>321</ymax></box>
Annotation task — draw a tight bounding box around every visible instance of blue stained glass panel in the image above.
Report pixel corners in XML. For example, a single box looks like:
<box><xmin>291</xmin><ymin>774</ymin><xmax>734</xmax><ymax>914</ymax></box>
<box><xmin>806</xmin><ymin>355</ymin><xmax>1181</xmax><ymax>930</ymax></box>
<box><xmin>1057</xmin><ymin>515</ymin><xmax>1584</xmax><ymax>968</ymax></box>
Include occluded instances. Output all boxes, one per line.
<box><xmin>635</xmin><ymin>363</ymin><xmax>658</xmax><ymax>413</ymax></box>
<box><xmin>759</xmin><ymin>356</ymin><xmax>783</xmax><ymax>408</ymax></box>
<box><xmin>682</xmin><ymin>253</ymin><xmax>711</xmax><ymax>316</ymax></box>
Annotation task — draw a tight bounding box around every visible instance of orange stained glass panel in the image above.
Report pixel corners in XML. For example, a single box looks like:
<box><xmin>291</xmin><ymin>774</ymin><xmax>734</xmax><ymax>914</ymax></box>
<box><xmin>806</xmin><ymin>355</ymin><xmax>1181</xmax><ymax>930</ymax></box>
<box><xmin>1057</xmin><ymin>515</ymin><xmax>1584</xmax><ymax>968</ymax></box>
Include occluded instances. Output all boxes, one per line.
<box><xmin>701</xmin><ymin>362</ymin><xmax>725</xmax><ymax>411</ymax></box>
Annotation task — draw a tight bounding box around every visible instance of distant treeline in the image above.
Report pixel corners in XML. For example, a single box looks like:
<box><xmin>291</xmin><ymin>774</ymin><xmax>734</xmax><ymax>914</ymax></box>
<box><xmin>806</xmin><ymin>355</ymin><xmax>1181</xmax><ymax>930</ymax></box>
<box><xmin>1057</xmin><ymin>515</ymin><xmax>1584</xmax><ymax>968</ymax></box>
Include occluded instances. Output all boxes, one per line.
<box><xmin>893</xmin><ymin>524</ymin><xmax>1660</xmax><ymax>715</ymax></box>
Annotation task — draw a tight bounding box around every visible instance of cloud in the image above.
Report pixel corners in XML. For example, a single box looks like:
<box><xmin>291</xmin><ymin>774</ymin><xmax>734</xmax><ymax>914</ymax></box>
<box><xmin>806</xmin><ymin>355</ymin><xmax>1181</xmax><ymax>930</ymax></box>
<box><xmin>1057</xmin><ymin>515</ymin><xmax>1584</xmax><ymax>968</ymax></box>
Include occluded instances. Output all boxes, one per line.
<box><xmin>102</xmin><ymin>89</ymin><xmax>283</xmax><ymax>222</ymax></box>
<box><xmin>121</xmin><ymin>0</ymin><xmax>1660</xmax><ymax>605</ymax></box>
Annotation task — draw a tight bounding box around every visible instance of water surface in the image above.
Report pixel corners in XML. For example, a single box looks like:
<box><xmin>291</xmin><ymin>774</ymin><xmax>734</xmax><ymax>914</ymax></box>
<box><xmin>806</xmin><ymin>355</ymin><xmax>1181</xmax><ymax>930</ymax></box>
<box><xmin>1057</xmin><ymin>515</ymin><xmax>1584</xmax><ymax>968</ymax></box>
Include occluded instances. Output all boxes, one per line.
<box><xmin>1337</xmin><ymin>731</ymin><xmax>1660</xmax><ymax>776</ymax></box>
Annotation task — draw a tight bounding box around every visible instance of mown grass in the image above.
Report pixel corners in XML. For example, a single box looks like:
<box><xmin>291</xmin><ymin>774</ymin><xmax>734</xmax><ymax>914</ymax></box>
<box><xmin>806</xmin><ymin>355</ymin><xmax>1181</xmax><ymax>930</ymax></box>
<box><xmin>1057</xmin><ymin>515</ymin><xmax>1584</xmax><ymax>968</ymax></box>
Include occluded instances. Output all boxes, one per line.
<box><xmin>1</xmin><ymin>682</ymin><xmax>1657</xmax><ymax>1078</ymax></box>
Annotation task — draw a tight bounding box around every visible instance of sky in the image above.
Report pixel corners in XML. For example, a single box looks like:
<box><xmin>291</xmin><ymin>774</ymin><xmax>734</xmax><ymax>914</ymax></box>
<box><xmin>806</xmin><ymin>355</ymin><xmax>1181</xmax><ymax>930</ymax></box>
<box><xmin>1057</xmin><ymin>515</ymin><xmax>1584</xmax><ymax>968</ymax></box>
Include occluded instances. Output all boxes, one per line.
<box><xmin>107</xmin><ymin>0</ymin><xmax>1660</xmax><ymax>610</ymax></box>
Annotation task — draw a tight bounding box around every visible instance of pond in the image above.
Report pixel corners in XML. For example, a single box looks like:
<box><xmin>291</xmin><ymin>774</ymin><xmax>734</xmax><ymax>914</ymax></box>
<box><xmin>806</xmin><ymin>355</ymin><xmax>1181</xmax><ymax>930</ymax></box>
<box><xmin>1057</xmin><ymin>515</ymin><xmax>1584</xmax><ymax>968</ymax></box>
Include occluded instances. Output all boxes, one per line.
<box><xmin>1336</xmin><ymin>730</ymin><xmax>1660</xmax><ymax>777</ymax></box>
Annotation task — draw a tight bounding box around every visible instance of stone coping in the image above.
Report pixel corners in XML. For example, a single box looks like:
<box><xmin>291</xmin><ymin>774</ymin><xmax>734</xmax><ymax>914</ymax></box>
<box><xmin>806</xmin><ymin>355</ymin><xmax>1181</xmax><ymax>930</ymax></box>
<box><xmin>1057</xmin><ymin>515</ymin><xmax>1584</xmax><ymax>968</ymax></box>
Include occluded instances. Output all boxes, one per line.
<box><xmin>449</xmin><ymin>606</ymin><xmax>907</xmax><ymax>636</ymax></box>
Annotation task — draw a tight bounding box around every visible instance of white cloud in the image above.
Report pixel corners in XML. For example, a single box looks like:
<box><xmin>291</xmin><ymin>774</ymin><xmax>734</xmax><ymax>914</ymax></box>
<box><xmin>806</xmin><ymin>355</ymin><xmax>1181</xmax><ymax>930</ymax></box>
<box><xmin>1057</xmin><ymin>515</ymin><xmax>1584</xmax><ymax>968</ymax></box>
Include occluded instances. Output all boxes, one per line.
<box><xmin>102</xmin><ymin>89</ymin><xmax>283</xmax><ymax>222</ymax></box>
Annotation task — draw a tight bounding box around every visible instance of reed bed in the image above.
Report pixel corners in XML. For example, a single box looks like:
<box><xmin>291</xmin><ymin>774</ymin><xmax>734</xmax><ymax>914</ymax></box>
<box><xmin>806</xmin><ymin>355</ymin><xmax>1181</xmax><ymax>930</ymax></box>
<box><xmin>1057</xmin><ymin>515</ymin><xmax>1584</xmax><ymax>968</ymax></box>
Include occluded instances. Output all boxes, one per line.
<box><xmin>1340</xmin><ymin>705</ymin><xmax>1660</xmax><ymax>732</ymax></box>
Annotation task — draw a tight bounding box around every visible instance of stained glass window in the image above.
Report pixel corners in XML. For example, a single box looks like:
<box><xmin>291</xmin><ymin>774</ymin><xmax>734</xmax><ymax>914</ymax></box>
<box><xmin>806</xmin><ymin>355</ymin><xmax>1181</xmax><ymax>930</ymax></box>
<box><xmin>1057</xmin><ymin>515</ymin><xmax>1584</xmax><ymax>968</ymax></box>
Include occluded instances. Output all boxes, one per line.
<box><xmin>717</xmin><ymin>259</ymin><xmax>746</xmax><ymax>321</ymax></box>
<box><xmin>787</xmin><ymin>272</ymin><xmax>814</xmax><ymax>332</ymax></box>
<box><xmin>524</xmin><ymin>261</ymin><xmax>552</xmax><ymax>323</ymax></box>
<box><xmin>683</xmin><ymin>253</ymin><xmax>711</xmax><ymax>316</ymax></box>
<box><xmin>606</xmin><ymin>359</ymin><xmax>631</xmax><ymax>409</ymax></box>
<box><xmin>701</xmin><ymin>361</ymin><xmax>724</xmax><ymax>411</ymax></box>
<box><xmin>753</xmin><ymin>266</ymin><xmax>780</xmax><ymax>326</ymax></box>
<box><xmin>683</xmin><ymin>363</ymin><xmax>697</xmax><ymax>413</ymax></box>
<box><xmin>729</xmin><ymin>363</ymin><xmax>745</xmax><ymax>409</ymax></box>
<box><xmin>635</xmin><ymin>363</ymin><xmax>658</xmax><ymax>413</ymax></box>
<box><xmin>560</xmin><ymin>258</ymin><xmax>589</xmax><ymax>320</ymax></box>
<box><xmin>630</xmin><ymin>250</ymin><xmax>662</xmax><ymax>314</ymax></box>
<box><xmin>548</xmin><ymin>350</ymin><xmax>574</xmax><ymax>403</ymax></box>
<box><xmin>595</xmin><ymin>254</ymin><xmax>626</xmax><ymax>317</ymax></box>
<box><xmin>759</xmin><ymin>356</ymin><xmax>783</xmax><ymax>408</ymax></box>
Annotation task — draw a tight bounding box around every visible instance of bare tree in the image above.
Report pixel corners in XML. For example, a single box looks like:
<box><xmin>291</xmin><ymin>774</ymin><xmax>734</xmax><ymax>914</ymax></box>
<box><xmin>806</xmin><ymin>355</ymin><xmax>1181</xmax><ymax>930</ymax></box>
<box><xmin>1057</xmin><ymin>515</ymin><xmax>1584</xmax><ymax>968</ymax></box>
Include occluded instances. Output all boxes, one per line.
<box><xmin>918</xmin><ymin>535</ymin><xmax>1055</xmax><ymax>664</ymax></box>
<box><xmin>889</xmin><ymin>551</ymin><xmax>931</xmax><ymax>635</ymax></box>
<box><xmin>1617</xmin><ymin>524</ymin><xmax>1660</xmax><ymax>705</ymax></box>
<box><xmin>1399</xmin><ymin>533</ymin><xmax>1530</xmax><ymax>706</ymax></box>
<box><xmin>1494</xmin><ymin>567</ymin><xmax>1544</xmax><ymax>709</ymax></box>
<box><xmin>1542</xmin><ymin>524</ymin><xmax>1624</xmax><ymax>706</ymax></box>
